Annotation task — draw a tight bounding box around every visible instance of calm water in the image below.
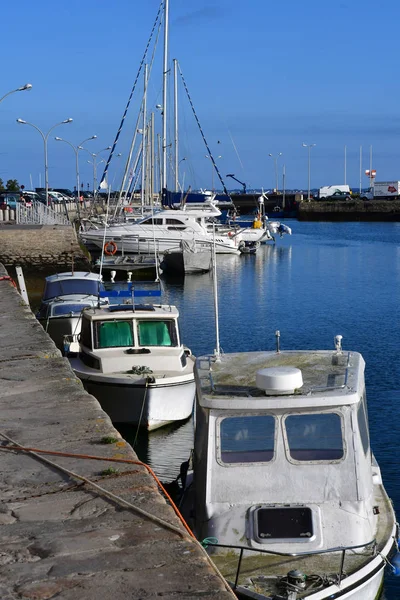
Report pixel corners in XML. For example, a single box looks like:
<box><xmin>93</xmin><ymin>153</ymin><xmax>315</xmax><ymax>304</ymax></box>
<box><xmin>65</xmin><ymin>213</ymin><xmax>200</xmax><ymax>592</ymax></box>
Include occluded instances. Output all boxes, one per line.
<box><xmin>26</xmin><ymin>220</ymin><xmax>400</xmax><ymax>598</ymax></box>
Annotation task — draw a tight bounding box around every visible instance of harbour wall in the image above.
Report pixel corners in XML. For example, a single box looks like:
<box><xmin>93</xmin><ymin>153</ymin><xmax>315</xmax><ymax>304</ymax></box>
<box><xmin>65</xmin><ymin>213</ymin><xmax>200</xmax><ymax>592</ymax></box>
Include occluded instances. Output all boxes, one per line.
<box><xmin>298</xmin><ymin>200</ymin><xmax>400</xmax><ymax>221</ymax></box>
<box><xmin>0</xmin><ymin>263</ymin><xmax>234</xmax><ymax>599</ymax></box>
<box><xmin>0</xmin><ymin>224</ymin><xmax>90</xmax><ymax>268</ymax></box>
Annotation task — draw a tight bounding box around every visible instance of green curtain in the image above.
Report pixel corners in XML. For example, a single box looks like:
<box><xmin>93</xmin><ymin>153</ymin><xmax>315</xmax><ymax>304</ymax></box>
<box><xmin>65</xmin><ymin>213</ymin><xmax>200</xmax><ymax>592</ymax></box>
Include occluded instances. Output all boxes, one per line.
<box><xmin>98</xmin><ymin>321</ymin><xmax>133</xmax><ymax>348</ymax></box>
<box><xmin>138</xmin><ymin>321</ymin><xmax>172</xmax><ymax>346</ymax></box>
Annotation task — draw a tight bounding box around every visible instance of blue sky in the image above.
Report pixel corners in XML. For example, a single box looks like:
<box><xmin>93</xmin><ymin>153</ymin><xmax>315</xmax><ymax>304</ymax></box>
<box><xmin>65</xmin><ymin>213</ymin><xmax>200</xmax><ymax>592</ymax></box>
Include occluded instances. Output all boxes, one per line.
<box><xmin>1</xmin><ymin>0</ymin><xmax>399</xmax><ymax>192</ymax></box>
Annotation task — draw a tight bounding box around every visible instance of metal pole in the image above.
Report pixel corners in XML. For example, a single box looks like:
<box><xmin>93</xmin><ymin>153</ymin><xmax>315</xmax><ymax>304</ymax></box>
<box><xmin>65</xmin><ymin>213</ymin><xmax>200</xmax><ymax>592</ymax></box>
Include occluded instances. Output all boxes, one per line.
<box><xmin>308</xmin><ymin>146</ymin><xmax>311</xmax><ymax>200</ymax></box>
<box><xmin>282</xmin><ymin>164</ymin><xmax>286</xmax><ymax>210</ymax></box>
<box><xmin>344</xmin><ymin>145</ymin><xmax>347</xmax><ymax>185</ymax></box>
<box><xmin>173</xmin><ymin>58</ymin><xmax>178</xmax><ymax>192</ymax></box>
<box><xmin>369</xmin><ymin>145</ymin><xmax>373</xmax><ymax>189</ymax></box>
<box><xmin>151</xmin><ymin>112</ymin><xmax>155</xmax><ymax>200</ymax></box>
<box><xmin>359</xmin><ymin>145</ymin><xmax>362</xmax><ymax>194</ymax></box>
<box><xmin>162</xmin><ymin>0</ymin><xmax>169</xmax><ymax>191</ymax></box>
<box><xmin>75</xmin><ymin>148</ymin><xmax>81</xmax><ymax>220</ymax></box>
<box><xmin>141</xmin><ymin>64</ymin><xmax>148</xmax><ymax>207</ymax></box>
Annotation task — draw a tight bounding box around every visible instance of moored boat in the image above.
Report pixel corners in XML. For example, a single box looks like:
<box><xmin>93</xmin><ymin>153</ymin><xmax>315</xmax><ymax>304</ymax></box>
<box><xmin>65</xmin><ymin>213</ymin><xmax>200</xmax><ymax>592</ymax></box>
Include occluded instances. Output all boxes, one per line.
<box><xmin>180</xmin><ymin>334</ymin><xmax>398</xmax><ymax>599</ymax></box>
<box><xmin>36</xmin><ymin>271</ymin><xmax>106</xmax><ymax>352</ymax></box>
<box><xmin>65</xmin><ymin>287</ymin><xmax>195</xmax><ymax>431</ymax></box>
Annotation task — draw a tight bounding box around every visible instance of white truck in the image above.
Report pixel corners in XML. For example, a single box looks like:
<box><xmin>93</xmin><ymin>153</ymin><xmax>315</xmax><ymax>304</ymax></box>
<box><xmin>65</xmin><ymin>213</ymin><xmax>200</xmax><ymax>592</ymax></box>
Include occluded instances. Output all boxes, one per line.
<box><xmin>318</xmin><ymin>185</ymin><xmax>351</xmax><ymax>199</ymax></box>
<box><xmin>361</xmin><ymin>181</ymin><xmax>400</xmax><ymax>200</ymax></box>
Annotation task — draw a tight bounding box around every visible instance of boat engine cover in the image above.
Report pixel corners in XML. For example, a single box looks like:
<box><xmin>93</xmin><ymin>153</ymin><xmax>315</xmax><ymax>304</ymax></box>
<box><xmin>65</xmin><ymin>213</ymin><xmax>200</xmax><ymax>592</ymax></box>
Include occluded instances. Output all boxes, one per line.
<box><xmin>256</xmin><ymin>366</ymin><xmax>303</xmax><ymax>395</ymax></box>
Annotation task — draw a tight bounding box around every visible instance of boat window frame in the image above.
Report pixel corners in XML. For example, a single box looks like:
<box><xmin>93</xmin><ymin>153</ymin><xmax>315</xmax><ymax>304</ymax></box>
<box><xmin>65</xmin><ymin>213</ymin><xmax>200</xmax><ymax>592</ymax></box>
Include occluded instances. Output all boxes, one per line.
<box><xmin>93</xmin><ymin>318</ymin><xmax>136</xmax><ymax>349</ymax></box>
<box><xmin>282</xmin><ymin>410</ymin><xmax>346</xmax><ymax>465</ymax></box>
<box><xmin>357</xmin><ymin>395</ymin><xmax>370</xmax><ymax>456</ymax></box>
<box><xmin>136</xmin><ymin>318</ymin><xmax>179</xmax><ymax>347</ymax></box>
<box><xmin>215</xmin><ymin>413</ymin><xmax>277</xmax><ymax>468</ymax></box>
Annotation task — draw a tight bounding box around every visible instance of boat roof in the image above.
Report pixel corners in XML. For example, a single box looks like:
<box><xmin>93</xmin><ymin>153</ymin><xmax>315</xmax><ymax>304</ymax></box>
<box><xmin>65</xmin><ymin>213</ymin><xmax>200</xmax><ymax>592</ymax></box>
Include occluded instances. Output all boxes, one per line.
<box><xmin>45</xmin><ymin>271</ymin><xmax>101</xmax><ymax>283</ymax></box>
<box><xmin>196</xmin><ymin>350</ymin><xmax>364</xmax><ymax>410</ymax></box>
<box><xmin>82</xmin><ymin>304</ymin><xmax>179</xmax><ymax>321</ymax></box>
<box><xmin>139</xmin><ymin>206</ymin><xmax>221</xmax><ymax>220</ymax></box>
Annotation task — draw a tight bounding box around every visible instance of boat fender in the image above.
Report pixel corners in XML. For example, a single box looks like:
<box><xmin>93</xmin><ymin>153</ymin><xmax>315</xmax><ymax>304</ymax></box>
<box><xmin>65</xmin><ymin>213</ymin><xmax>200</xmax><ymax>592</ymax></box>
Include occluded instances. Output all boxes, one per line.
<box><xmin>104</xmin><ymin>240</ymin><xmax>117</xmax><ymax>255</ymax></box>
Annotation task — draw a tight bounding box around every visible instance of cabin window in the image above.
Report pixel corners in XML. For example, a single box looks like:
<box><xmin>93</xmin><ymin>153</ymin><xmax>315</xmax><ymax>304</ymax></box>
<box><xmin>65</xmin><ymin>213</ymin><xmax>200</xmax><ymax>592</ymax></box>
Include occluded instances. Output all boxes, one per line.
<box><xmin>284</xmin><ymin>413</ymin><xmax>344</xmax><ymax>462</ymax></box>
<box><xmin>52</xmin><ymin>303</ymin><xmax>91</xmax><ymax>316</ymax></box>
<box><xmin>96</xmin><ymin>320</ymin><xmax>133</xmax><ymax>348</ymax></box>
<box><xmin>141</xmin><ymin>217</ymin><xmax>163</xmax><ymax>225</ymax></box>
<box><xmin>80</xmin><ymin>316</ymin><xmax>92</xmax><ymax>348</ymax></box>
<box><xmin>357</xmin><ymin>398</ymin><xmax>370</xmax><ymax>455</ymax></box>
<box><xmin>219</xmin><ymin>415</ymin><xmax>275</xmax><ymax>464</ymax></box>
<box><xmin>137</xmin><ymin>320</ymin><xmax>176</xmax><ymax>346</ymax></box>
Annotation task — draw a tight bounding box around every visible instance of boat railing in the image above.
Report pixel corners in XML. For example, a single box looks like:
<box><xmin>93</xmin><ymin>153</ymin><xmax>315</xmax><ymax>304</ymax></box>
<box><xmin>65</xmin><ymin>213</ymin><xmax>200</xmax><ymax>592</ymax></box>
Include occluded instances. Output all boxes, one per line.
<box><xmin>202</xmin><ymin>538</ymin><xmax>377</xmax><ymax>591</ymax></box>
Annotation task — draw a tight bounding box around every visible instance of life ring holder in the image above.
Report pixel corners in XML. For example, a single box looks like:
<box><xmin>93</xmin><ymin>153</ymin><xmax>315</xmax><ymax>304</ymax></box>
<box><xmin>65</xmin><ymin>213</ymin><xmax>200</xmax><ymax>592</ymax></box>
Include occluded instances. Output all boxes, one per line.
<box><xmin>104</xmin><ymin>240</ymin><xmax>117</xmax><ymax>255</ymax></box>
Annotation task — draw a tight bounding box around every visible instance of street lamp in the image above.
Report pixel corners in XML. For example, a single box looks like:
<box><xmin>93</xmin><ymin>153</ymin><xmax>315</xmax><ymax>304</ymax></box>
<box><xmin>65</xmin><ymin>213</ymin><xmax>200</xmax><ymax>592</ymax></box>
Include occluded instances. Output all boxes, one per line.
<box><xmin>205</xmin><ymin>155</ymin><xmax>222</xmax><ymax>192</ymax></box>
<box><xmin>0</xmin><ymin>83</ymin><xmax>32</xmax><ymax>105</ymax></box>
<box><xmin>55</xmin><ymin>135</ymin><xmax>97</xmax><ymax>213</ymax></box>
<box><xmin>302</xmin><ymin>143</ymin><xmax>316</xmax><ymax>200</ymax></box>
<box><xmin>17</xmin><ymin>117</ymin><xmax>73</xmax><ymax>205</ymax></box>
<box><xmin>81</xmin><ymin>146</ymin><xmax>112</xmax><ymax>195</ymax></box>
<box><xmin>268</xmin><ymin>152</ymin><xmax>283</xmax><ymax>192</ymax></box>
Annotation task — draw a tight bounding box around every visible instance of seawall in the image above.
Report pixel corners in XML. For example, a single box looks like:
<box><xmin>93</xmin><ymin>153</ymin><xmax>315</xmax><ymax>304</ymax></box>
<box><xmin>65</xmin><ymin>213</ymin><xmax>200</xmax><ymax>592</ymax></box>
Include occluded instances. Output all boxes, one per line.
<box><xmin>0</xmin><ymin>224</ymin><xmax>90</xmax><ymax>268</ymax></box>
<box><xmin>0</xmin><ymin>264</ymin><xmax>234</xmax><ymax>599</ymax></box>
<box><xmin>298</xmin><ymin>200</ymin><xmax>400</xmax><ymax>221</ymax></box>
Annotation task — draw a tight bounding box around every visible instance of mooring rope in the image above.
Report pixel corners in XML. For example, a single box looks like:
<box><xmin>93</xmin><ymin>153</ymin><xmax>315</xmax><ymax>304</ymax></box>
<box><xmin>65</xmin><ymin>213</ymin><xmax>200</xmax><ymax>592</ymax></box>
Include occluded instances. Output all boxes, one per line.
<box><xmin>0</xmin><ymin>432</ymin><xmax>237</xmax><ymax>598</ymax></box>
<box><xmin>177</xmin><ymin>62</ymin><xmax>231</xmax><ymax>198</ymax></box>
<box><xmin>98</xmin><ymin>0</ymin><xmax>164</xmax><ymax>191</ymax></box>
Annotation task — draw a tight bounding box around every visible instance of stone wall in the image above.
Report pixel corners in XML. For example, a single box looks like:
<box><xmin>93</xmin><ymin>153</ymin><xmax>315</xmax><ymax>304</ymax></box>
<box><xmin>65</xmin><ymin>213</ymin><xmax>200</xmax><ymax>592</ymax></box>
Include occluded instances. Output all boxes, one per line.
<box><xmin>298</xmin><ymin>200</ymin><xmax>400</xmax><ymax>221</ymax></box>
<box><xmin>0</xmin><ymin>224</ymin><xmax>90</xmax><ymax>268</ymax></box>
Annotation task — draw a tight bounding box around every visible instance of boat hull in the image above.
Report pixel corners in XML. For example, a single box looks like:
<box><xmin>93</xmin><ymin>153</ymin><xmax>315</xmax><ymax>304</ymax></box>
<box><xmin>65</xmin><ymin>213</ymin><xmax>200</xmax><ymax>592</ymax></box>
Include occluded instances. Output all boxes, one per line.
<box><xmin>76</xmin><ymin>371</ymin><xmax>195</xmax><ymax>431</ymax></box>
<box><xmin>39</xmin><ymin>315</ymin><xmax>82</xmax><ymax>352</ymax></box>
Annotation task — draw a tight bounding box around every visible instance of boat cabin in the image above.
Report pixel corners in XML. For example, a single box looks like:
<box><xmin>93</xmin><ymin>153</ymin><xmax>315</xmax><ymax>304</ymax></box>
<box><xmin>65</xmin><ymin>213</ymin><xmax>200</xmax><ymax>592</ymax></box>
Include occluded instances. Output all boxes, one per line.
<box><xmin>76</xmin><ymin>304</ymin><xmax>189</xmax><ymax>374</ymax></box>
<box><xmin>40</xmin><ymin>272</ymin><xmax>103</xmax><ymax>301</ymax></box>
<box><xmin>191</xmin><ymin>348</ymin><xmax>384</xmax><ymax>555</ymax></box>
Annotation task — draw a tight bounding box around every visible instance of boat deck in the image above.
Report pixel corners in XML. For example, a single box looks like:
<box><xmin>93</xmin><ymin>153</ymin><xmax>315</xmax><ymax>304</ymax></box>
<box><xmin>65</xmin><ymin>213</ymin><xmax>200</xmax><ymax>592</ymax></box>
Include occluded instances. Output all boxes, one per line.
<box><xmin>196</xmin><ymin>350</ymin><xmax>363</xmax><ymax>408</ymax></box>
<box><xmin>211</xmin><ymin>485</ymin><xmax>395</xmax><ymax>598</ymax></box>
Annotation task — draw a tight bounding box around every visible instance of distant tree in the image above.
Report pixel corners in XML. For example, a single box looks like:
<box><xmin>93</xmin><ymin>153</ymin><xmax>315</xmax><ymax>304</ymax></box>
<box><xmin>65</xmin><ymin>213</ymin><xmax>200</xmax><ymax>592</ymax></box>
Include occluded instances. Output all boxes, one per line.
<box><xmin>0</xmin><ymin>178</ymin><xmax>4</xmax><ymax>191</ymax></box>
<box><xmin>6</xmin><ymin>179</ymin><xmax>20</xmax><ymax>192</ymax></box>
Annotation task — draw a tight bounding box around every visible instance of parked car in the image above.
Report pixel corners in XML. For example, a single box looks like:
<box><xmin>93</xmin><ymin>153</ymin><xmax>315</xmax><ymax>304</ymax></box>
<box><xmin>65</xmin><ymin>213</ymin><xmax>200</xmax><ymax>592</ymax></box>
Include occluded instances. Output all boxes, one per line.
<box><xmin>53</xmin><ymin>188</ymin><xmax>75</xmax><ymax>200</ymax></box>
<box><xmin>0</xmin><ymin>192</ymin><xmax>24</xmax><ymax>210</ymax></box>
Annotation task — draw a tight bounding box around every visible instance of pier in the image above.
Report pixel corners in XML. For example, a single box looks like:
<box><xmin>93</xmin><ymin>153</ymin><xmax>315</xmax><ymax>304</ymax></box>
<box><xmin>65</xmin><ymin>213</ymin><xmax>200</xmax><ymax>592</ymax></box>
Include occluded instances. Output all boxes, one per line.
<box><xmin>0</xmin><ymin>264</ymin><xmax>234</xmax><ymax>599</ymax></box>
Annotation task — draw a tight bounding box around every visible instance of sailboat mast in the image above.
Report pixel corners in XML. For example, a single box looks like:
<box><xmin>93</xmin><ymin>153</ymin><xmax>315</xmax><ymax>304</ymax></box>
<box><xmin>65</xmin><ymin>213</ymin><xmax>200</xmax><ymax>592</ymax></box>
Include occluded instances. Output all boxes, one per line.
<box><xmin>141</xmin><ymin>64</ymin><xmax>148</xmax><ymax>208</ymax></box>
<box><xmin>173</xmin><ymin>58</ymin><xmax>178</xmax><ymax>192</ymax></box>
<box><xmin>162</xmin><ymin>0</ymin><xmax>169</xmax><ymax>192</ymax></box>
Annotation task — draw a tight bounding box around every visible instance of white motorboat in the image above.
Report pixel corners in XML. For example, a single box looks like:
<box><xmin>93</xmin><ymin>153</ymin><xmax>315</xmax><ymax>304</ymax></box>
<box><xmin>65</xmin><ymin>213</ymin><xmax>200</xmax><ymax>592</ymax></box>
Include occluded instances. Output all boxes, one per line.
<box><xmin>79</xmin><ymin>205</ymin><xmax>243</xmax><ymax>255</ymax></box>
<box><xmin>65</xmin><ymin>291</ymin><xmax>195</xmax><ymax>431</ymax></box>
<box><xmin>36</xmin><ymin>271</ymin><xmax>106</xmax><ymax>352</ymax></box>
<box><xmin>160</xmin><ymin>240</ymin><xmax>212</xmax><ymax>275</ymax></box>
<box><xmin>180</xmin><ymin>334</ymin><xmax>398</xmax><ymax>600</ymax></box>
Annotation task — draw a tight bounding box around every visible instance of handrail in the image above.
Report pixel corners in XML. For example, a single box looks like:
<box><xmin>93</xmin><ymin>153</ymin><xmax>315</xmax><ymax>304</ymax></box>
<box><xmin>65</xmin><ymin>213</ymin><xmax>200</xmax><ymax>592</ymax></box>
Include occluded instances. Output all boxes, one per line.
<box><xmin>203</xmin><ymin>538</ymin><xmax>377</xmax><ymax>591</ymax></box>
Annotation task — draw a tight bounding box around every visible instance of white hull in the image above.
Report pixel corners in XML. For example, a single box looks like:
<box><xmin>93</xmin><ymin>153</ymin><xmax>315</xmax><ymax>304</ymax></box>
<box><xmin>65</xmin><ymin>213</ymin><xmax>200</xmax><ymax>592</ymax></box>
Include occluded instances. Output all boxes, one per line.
<box><xmin>72</xmin><ymin>365</ymin><xmax>195</xmax><ymax>431</ymax></box>
<box><xmin>84</xmin><ymin>232</ymin><xmax>240</xmax><ymax>255</ymax></box>
<box><xmin>39</xmin><ymin>315</ymin><xmax>82</xmax><ymax>351</ymax></box>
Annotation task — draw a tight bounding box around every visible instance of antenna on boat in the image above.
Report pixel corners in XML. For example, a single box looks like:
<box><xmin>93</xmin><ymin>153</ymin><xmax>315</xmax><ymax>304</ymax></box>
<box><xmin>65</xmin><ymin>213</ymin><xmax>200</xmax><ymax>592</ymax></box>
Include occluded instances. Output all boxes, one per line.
<box><xmin>212</xmin><ymin>223</ymin><xmax>221</xmax><ymax>362</ymax></box>
<box><xmin>335</xmin><ymin>335</ymin><xmax>343</xmax><ymax>354</ymax></box>
<box><xmin>275</xmin><ymin>330</ymin><xmax>280</xmax><ymax>353</ymax></box>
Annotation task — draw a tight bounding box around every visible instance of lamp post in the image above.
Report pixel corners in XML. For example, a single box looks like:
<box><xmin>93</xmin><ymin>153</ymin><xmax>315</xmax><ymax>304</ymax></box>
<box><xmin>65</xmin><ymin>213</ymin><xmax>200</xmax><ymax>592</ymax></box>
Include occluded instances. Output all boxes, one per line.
<box><xmin>81</xmin><ymin>146</ymin><xmax>112</xmax><ymax>196</ymax></box>
<box><xmin>205</xmin><ymin>155</ymin><xmax>222</xmax><ymax>192</ymax></box>
<box><xmin>0</xmin><ymin>83</ymin><xmax>32</xmax><ymax>105</ymax></box>
<box><xmin>55</xmin><ymin>135</ymin><xmax>97</xmax><ymax>213</ymax></box>
<box><xmin>17</xmin><ymin>117</ymin><xmax>73</xmax><ymax>205</ymax></box>
<box><xmin>302</xmin><ymin>143</ymin><xmax>316</xmax><ymax>200</ymax></box>
<box><xmin>268</xmin><ymin>152</ymin><xmax>282</xmax><ymax>192</ymax></box>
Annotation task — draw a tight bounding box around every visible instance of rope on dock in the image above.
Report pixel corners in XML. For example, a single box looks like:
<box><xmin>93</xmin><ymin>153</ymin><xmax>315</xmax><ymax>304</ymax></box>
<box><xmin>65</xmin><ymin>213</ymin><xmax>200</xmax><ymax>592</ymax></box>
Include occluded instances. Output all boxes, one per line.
<box><xmin>0</xmin><ymin>432</ymin><xmax>239</xmax><ymax>599</ymax></box>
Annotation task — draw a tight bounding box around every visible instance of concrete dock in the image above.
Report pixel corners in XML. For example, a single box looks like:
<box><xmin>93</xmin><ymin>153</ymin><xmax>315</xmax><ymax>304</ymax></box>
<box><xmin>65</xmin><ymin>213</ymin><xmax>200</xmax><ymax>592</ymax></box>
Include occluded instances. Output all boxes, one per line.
<box><xmin>0</xmin><ymin>264</ymin><xmax>235</xmax><ymax>599</ymax></box>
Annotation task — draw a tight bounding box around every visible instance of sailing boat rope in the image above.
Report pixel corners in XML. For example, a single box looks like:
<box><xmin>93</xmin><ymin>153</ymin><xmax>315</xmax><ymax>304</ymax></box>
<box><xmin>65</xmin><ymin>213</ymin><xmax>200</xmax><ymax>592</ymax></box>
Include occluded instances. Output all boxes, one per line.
<box><xmin>98</xmin><ymin>0</ymin><xmax>164</xmax><ymax>191</ymax></box>
<box><xmin>177</xmin><ymin>63</ymin><xmax>231</xmax><ymax>198</ymax></box>
<box><xmin>118</xmin><ymin>16</ymin><xmax>163</xmax><ymax>209</ymax></box>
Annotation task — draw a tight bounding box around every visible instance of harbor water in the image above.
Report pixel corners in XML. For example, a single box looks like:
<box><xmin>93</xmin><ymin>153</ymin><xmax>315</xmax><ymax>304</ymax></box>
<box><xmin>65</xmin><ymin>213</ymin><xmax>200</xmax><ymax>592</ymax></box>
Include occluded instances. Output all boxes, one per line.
<box><xmin>25</xmin><ymin>220</ymin><xmax>400</xmax><ymax>598</ymax></box>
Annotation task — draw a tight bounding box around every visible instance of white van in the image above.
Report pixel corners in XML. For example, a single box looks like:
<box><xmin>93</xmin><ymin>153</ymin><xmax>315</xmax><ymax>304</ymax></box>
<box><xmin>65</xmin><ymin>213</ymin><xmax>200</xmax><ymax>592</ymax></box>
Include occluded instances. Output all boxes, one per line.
<box><xmin>319</xmin><ymin>185</ymin><xmax>351</xmax><ymax>199</ymax></box>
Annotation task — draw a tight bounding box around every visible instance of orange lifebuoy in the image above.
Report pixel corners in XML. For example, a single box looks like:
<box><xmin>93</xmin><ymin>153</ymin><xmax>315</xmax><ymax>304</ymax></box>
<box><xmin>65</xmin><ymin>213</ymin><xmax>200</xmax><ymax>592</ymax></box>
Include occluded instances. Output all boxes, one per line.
<box><xmin>104</xmin><ymin>240</ymin><xmax>117</xmax><ymax>255</ymax></box>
